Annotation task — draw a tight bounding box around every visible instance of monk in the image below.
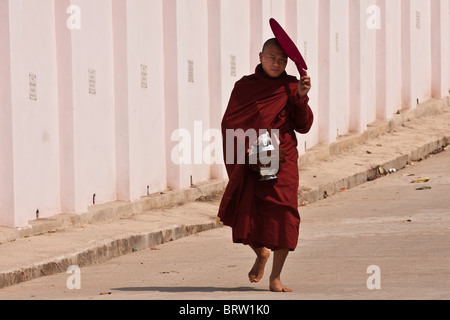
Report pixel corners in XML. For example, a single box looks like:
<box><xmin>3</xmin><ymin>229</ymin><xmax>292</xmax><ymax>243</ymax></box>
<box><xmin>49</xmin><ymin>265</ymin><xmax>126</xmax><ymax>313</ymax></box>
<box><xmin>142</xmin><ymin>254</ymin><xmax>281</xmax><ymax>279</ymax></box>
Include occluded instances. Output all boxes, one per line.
<box><xmin>218</xmin><ymin>38</ymin><xmax>314</xmax><ymax>292</ymax></box>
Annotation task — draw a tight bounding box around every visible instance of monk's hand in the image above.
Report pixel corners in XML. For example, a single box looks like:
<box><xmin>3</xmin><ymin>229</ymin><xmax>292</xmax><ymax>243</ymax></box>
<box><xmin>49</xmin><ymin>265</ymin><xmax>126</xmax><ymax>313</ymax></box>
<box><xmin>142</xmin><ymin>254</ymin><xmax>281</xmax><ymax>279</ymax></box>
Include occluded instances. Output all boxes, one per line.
<box><xmin>297</xmin><ymin>76</ymin><xmax>311</xmax><ymax>98</ymax></box>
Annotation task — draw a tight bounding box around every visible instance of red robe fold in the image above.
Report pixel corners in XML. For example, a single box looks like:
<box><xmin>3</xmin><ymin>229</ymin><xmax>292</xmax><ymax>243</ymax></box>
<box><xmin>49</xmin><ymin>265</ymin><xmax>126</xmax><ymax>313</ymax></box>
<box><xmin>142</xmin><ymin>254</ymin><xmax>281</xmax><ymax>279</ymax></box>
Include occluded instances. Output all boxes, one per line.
<box><xmin>218</xmin><ymin>64</ymin><xmax>314</xmax><ymax>251</ymax></box>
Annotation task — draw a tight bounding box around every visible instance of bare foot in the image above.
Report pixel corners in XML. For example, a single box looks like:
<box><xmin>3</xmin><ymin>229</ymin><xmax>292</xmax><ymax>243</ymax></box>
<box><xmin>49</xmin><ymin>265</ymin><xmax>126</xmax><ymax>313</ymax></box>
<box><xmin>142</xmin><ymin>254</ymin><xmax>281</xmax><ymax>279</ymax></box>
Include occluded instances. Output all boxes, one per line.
<box><xmin>269</xmin><ymin>277</ymin><xmax>292</xmax><ymax>292</ymax></box>
<box><xmin>248</xmin><ymin>248</ymin><xmax>270</xmax><ymax>283</ymax></box>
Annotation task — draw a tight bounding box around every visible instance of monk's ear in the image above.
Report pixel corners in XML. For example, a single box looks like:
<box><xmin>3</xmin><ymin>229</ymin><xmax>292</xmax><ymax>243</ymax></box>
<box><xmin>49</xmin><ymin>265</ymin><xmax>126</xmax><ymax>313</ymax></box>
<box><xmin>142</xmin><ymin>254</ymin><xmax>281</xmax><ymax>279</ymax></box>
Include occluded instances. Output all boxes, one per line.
<box><xmin>259</xmin><ymin>52</ymin><xmax>263</xmax><ymax>62</ymax></box>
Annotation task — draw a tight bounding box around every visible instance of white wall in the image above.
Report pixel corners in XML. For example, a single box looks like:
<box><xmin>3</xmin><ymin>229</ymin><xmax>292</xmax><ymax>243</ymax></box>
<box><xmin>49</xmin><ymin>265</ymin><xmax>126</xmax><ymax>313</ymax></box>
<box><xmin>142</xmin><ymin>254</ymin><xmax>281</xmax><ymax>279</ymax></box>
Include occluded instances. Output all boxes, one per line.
<box><xmin>0</xmin><ymin>0</ymin><xmax>15</xmax><ymax>227</ymax></box>
<box><xmin>383</xmin><ymin>0</ymin><xmax>402</xmax><ymax>119</ymax></box>
<box><xmin>8</xmin><ymin>0</ymin><xmax>60</xmax><ymax>226</ymax></box>
<box><xmin>176</xmin><ymin>0</ymin><xmax>211</xmax><ymax>188</ymax></box>
<box><xmin>410</xmin><ymin>0</ymin><xmax>432</xmax><ymax>105</ymax></box>
<box><xmin>297</xmin><ymin>0</ymin><xmax>319</xmax><ymax>150</ymax></box>
<box><xmin>72</xmin><ymin>0</ymin><xmax>116</xmax><ymax>210</ymax></box>
<box><xmin>125</xmin><ymin>0</ymin><xmax>166</xmax><ymax>200</ymax></box>
<box><xmin>431</xmin><ymin>0</ymin><xmax>450</xmax><ymax>99</ymax></box>
<box><xmin>0</xmin><ymin>0</ymin><xmax>449</xmax><ymax>227</ymax></box>
<box><xmin>330</xmin><ymin>0</ymin><xmax>350</xmax><ymax>138</ymax></box>
<box><xmin>448</xmin><ymin>0</ymin><xmax>450</xmax><ymax>95</ymax></box>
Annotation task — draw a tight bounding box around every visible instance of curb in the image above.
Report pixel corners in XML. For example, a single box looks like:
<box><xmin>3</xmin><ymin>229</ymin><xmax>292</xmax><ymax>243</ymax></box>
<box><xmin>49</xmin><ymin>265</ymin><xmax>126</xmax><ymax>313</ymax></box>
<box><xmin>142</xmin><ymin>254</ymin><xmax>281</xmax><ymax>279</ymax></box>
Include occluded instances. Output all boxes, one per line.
<box><xmin>0</xmin><ymin>221</ymin><xmax>221</xmax><ymax>289</ymax></box>
<box><xmin>298</xmin><ymin>136</ymin><xmax>449</xmax><ymax>205</ymax></box>
<box><xmin>0</xmin><ymin>180</ymin><xmax>228</xmax><ymax>245</ymax></box>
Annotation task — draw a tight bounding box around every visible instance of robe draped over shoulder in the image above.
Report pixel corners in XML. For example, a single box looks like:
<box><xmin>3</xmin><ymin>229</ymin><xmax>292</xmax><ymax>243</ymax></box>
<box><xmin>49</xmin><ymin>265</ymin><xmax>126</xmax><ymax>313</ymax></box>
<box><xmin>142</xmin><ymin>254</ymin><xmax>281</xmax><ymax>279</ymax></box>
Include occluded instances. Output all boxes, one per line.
<box><xmin>218</xmin><ymin>64</ymin><xmax>314</xmax><ymax>251</ymax></box>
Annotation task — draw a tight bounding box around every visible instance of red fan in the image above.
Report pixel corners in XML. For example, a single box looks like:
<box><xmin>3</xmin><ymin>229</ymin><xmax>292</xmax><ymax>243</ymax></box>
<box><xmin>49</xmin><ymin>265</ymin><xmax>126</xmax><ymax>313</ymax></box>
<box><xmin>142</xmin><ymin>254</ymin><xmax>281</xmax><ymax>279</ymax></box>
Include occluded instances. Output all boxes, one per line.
<box><xmin>269</xmin><ymin>18</ymin><xmax>308</xmax><ymax>77</ymax></box>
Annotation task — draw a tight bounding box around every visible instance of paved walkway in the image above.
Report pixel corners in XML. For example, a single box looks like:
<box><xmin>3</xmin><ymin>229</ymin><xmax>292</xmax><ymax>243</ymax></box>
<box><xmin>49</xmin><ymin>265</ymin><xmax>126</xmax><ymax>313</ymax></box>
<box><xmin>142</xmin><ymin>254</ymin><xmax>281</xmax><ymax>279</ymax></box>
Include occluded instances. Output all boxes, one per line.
<box><xmin>0</xmin><ymin>145</ymin><xmax>449</xmax><ymax>301</ymax></box>
<box><xmin>0</xmin><ymin>98</ymin><xmax>449</xmax><ymax>300</ymax></box>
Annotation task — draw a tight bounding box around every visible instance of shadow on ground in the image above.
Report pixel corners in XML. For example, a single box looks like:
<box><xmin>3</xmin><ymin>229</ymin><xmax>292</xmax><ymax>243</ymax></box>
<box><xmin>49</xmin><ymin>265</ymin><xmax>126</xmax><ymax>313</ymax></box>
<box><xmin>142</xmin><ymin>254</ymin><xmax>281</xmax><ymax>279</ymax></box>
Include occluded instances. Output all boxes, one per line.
<box><xmin>112</xmin><ymin>286</ymin><xmax>267</xmax><ymax>293</ymax></box>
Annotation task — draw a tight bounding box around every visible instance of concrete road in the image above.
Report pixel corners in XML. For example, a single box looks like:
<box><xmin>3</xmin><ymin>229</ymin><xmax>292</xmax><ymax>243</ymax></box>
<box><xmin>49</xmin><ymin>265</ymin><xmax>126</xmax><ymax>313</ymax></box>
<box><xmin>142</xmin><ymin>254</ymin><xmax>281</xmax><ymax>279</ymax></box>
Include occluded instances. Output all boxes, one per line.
<box><xmin>1</xmin><ymin>149</ymin><xmax>449</xmax><ymax>301</ymax></box>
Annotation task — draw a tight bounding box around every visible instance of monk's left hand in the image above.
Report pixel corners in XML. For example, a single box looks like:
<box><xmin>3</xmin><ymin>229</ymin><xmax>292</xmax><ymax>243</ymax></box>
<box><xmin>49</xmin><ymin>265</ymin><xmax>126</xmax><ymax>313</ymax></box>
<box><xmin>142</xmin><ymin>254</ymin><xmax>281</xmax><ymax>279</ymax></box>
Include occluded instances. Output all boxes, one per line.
<box><xmin>297</xmin><ymin>76</ymin><xmax>311</xmax><ymax>98</ymax></box>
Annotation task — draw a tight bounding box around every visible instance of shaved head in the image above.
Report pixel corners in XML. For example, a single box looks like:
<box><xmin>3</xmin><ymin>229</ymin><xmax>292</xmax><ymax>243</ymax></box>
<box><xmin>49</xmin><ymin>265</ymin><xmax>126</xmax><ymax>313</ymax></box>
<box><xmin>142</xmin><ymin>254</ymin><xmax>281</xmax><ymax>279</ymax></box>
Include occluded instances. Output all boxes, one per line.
<box><xmin>262</xmin><ymin>38</ymin><xmax>284</xmax><ymax>54</ymax></box>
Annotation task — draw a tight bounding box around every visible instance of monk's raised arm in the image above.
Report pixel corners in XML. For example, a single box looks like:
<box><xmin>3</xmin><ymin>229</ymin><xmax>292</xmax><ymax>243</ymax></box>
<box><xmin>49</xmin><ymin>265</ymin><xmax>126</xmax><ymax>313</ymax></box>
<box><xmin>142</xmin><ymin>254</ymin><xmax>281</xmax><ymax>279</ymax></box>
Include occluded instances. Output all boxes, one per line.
<box><xmin>289</xmin><ymin>94</ymin><xmax>314</xmax><ymax>134</ymax></box>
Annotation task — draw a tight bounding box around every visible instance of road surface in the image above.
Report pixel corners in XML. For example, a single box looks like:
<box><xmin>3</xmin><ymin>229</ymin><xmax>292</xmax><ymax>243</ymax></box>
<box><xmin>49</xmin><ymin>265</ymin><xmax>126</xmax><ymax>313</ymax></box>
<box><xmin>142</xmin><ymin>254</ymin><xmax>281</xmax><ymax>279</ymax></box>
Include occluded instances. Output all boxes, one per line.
<box><xmin>1</xmin><ymin>149</ymin><xmax>449</xmax><ymax>301</ymax></box>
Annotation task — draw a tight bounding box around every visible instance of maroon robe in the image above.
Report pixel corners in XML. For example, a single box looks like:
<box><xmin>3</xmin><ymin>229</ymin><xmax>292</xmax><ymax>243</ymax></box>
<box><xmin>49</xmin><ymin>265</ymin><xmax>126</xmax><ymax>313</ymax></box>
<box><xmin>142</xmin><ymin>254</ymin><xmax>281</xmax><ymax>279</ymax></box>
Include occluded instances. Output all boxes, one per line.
<box><xmin>218</xmin><ymin>64</ymin><xmax>314</xmax><ymax>251</ymax></box>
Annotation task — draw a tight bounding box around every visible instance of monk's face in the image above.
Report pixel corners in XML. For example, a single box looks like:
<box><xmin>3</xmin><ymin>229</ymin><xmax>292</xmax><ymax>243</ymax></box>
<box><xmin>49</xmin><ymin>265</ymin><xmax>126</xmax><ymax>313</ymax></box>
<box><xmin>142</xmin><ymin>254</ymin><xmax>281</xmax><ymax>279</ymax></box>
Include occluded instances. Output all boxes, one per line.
<box><xmin>259</xmin><ymin>45</ymin><xmax>288</xmax><ymax>78</ymax></box>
